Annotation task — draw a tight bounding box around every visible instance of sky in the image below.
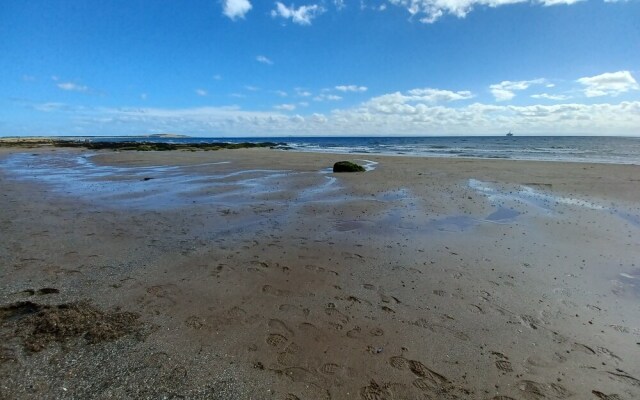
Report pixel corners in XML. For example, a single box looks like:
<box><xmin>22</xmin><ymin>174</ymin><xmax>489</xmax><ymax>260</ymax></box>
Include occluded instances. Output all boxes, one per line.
<box><xmin>1</xmin><ymin>0</ymin><xmax>639</xmax><ymax>137</ymax></box>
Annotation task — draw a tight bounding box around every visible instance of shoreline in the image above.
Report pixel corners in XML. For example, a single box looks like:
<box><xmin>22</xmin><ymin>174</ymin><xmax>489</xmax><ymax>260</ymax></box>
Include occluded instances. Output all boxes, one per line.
<box><xmin>1</xmin><ymin>147</ymin><xmax>639</xmax><ymax>399</ymax></box>
<box><xmin>3</xmin><ymin>136</ymin><xmax>640</xmax><ymax>166</ymax></box>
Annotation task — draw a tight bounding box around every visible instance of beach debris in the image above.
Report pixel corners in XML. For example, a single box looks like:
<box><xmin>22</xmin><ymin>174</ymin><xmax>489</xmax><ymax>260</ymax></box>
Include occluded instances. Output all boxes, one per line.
<box><xmin>0</xmin><ymin>301</ymin><xmax>141</xmax><ymax>352</ymax></box>
<box><xmin>333</xmin><ymin>161</ymin><xmax>365</xmax><ymax>173</ymax></box>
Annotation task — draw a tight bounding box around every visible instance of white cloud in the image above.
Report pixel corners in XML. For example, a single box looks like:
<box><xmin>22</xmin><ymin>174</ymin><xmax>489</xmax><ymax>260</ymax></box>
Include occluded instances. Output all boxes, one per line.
<box><xmin>256</xmin><ymin>55</ymin><xmax>273</xmax><ymax>65</ymax></box>
<box><xmin>335</xmin><ymin>85</ymin><xmax>368</xmax><ymax>92</ymax></box>
<box><xmin>539</xmin><ymin>0</ymin><xmax>584</xmax><ymax>5</ymax></box>
<box><xmin>271</xmin><ymin>2</ymin><xmax>325</xmax><ymax>25</ymax></box>
<box><xmin>195</xmin><ymin>89</ymin><xmax>208</xmax><ymax>96</ymax></box>
<box><xmin>245</xmin><ymin>85</ymin><xmax>260</xmax><ymax>91</ymax></box>
<box><xmin>140</xmin><ymin>93</ymin><xmax>148</xmax><ymax>100</ymax></box>
<box><xmin>295</xmin><ymin>88</ymin><xmax>312</xmax><ymax>97</ymax></box>
<box><xmin>531</xmin><ymin>93</ymin><xmax>570</xmax><ymax>101</ymax></box>
<box><xmin>406</xmin><ymin>88</ymin><xmax>474</xmax><ymax>102</ymax></box>
<box><xmin>213</xmin><ymin>74</ymin><xmax>223</xmax><ymax>80</ymax></box>
<box><xmin>577</xmin><ymin>71</ymin><xmax>639</xmax><ymax>98</ymax></box>
<box><xmin>274</xmin><ymin>90</ymin><xmax>288</xmax><ymax>97</ymax></box>
<box><xmin>314</xmin><ymin>94</ymin><xmax>343</xmax><ymax>101</ymax></box>
<box><xmin>27</xmin><ymin>95</ymin><xmax>640</xmax><ymax>136</ymax></box>
<box><xmin>222</xmin><ymin>0</ymin><xmax>252</xmax><ymax>20</ymax></box>
<box><xmin>57</xmin><ymin>82</ymin><xmax>89</xmax><ymax>92</ymax></box>
<box><xmin>490</xmin><ymin>79</ymin><xmax>545</xmax><ymax>101</ymax></box>
<box><xmin>386</xmin><ymin>0</ymin><xmax>586</xmax><ymax>23</ymax></box>
<box><xmin>364</xmin><ymin>88</ymin><xmax>474</xmax><ymax>110</ymax></box>
<box><xmin>22</xmin><ymin>74</ymin><xmax>36</xmax><ymax>81</ymax></box>
<box><xmin>274</xmin><ymin>103</ymin><xmax>297</xmax><ymax>111</ymax></box>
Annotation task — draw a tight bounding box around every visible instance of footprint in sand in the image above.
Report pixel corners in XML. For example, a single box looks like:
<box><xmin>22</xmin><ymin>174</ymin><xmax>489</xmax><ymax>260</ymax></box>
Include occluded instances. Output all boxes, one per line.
<box><xmin>346</xmin><ymin>326</ymin><xmax>362</xmax><ymax>338</ymax></box>
<box><xmin>408</xmin><ymin>360</ymin><xmax>449</xmax><ymax>384</ymax></box>
<box><xmin>518</xmin><ymin>380</ymin><xmax>571</xmax><ymax>399</ymax></box>
<box><xmin>520</xmin><ymin>315</ymin><xmax>541</xmax><ymax>330</ymax></box>
<box><xmin>226</xmin><ymin>306</ymin><xmax>247</xmax><ymax>319</ymax></box>
<box><xmin>325</xmin><ymin>306</ymin><xmax>350</xmax><ymax>324</ymax></box>
<box><xmin>592</xmin><ymin>391</ymin><xmax>623</xmax><ymax>400</ymax></box>
<box><xmin>389</xmin><ymin>356</ymin><xmax>410</xmax><ymax>371</ymax></box>
<box><xmin>491</xmin><ymin>352</ymin><xmax>513</xmax><ymax>373</ymax></box>
<box><xmin>495</xmin><ymin>360</ymin><xmax>513</xmax><ymax>373</ymax></box>
<box><xmin>607</xmin><ymin>371</ymin><xmax>640</xmax><ymax>387</ymax></box>
<box><xmin>370</xmin><ymin>327</ymin><xmax>384</xmax><ymax>336</ymax></box>
<box><xmin>318</xmin><ymin>363</ymin><xmax>343</xmax><ymax>376</ymax></box>
<box><xmin>413</xmin><ymin>319</ymin><xmax>470</xmax><ymax>342</ymax></box>
<box><xmin>262</xmin><ymin>285</ymin><xmax>292</xmax><ymax>297</ymax></box>
<box><xmin>184</xmin><ymin>316</ymin><xmax>207</xmax><ymax>329</ymax></box>
<box><xmin>266</xmin><ymin>333</ymin><xmax>289</xmax><ymax>350</ymax></box>
<box><xmin>268</xmin><ymin>318</ymin><xmax>294</xmax><ymax>336</ymax></box>
<box><xmin>276</xmin><ymin>351</ymin><xmax>300</xmax><ymax>366</ymax></box>
<box><xmin>360</xmin><ymin>380</ymin><xmax>392</xmax><ymax>400</ymax></box>
<box><xmin>278</xmin><ymin>304</ymin><xmax>310</xmax><ymax>318</ymax></box>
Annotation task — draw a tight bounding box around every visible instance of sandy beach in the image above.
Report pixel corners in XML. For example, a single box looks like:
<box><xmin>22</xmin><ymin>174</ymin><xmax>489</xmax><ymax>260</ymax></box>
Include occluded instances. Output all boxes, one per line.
<box><xmin>1</xmin><ymin>147</ymin><xmax>639</xmax><ymax>400</ymax></box>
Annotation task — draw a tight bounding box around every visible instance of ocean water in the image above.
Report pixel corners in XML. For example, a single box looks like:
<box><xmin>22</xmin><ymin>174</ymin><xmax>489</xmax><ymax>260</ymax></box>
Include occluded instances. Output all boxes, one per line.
<box><xmin>83</xmin><ymin>136</ymin><xmax>640</xmax><ymax>165</ymax></box>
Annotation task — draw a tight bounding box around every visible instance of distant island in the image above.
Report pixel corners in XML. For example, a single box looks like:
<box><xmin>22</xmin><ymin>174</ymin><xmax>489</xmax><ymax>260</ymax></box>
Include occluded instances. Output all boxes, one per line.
<box><xmin>146</xmin><ymin>133</ymin><xmax>191</xmax><ymax>138</ymax></box>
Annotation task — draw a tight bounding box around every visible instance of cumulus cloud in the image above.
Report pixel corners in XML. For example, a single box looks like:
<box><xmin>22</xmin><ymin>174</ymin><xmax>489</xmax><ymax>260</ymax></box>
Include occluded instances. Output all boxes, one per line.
<box><xmin>57</xmin><ymin>82</ymin><xmax>89</xmax><ymax>92</ymax></box>
<box><xmin>314</xmin><ymin>94</ymin><xmax>343</xmax><ymax>101</ymax></box>
<box><xmin>335</xmin><ymin>85</ymin><xmax>368</xmax><ymax>92</ymax></box>
<box><xmin>195</xmin><ymin>89</ymin><xmax>208</xmax><ymax>96</ymax></box>
<box><xmin>490</xmin><ymin>79</ymin><xmax>545</xmax><ymax>101</ymax></box>
<box><xmin>538</xmin><ymin>0</ymin><xmax>584</xmax><ymax>5</ymax></box>
<box><xmin>295</xmin><ymin>88</ymin><xmax>313</xmax><ymax>97</ymax></box>
<box><xmin>271</xmin><ymin>2</ymin><xmax>325</xmax><ymax>25</ymax></box>
<box><xmin>577</xmin><ymin>71</ymin><xmax>639</xmax><ymax>98</ymax></box>
<box><xmin>256</xmin><ymin>55</ymin><xmax>273</xmax><ymax>65</ymax></box>
<box><xmin>386</xmin><ymin>0</ymin><xmax>586</xmax><ymax>23</ymax></box>
<box><xmin>27</xmin><ymin>94</ymin><xmax>640</xmax><ymax>136</ymax></box>
<box><xmin>406</xmin><ymin>88</ymin><xmax>474</xmax><ymax>102</ymax></box>
<box><xmin>364</xmin><ymin>88</ymin><xmax>474</xmax><ymax>111</ymax></box>
<box><xmin>222</xmin><ymin>0</ymin><xmax>252</xmax><ymax>20</ymax></box>
<box><xmin>275</xmin><ymin>103</ymin><xmax>297</xmax><ymax>111</ymax></box>
<box><xmin>531</xmin><ymin>93</ymin><xmax>570</xmax><ymax>101</ymax></box>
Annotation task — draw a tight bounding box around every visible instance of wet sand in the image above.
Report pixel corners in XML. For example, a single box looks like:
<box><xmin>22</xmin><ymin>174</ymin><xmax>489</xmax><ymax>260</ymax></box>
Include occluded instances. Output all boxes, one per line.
<box><xmin>1</xmin><ymin>147</ymin><xmax>639</xmax><ymax>399</ymax></box>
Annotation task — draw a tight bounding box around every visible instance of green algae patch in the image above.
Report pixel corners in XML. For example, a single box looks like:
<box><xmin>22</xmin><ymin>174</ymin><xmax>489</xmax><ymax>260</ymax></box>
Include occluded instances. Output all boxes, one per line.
<box><xmin>333</xmin><ymin>161</ymin><xmax>365</xmax><ymax>173</ymax></box>
<box><xmin>0</xmin><ymin>138</ymin><xmax>280</xmax><ymax>152</ymax></box>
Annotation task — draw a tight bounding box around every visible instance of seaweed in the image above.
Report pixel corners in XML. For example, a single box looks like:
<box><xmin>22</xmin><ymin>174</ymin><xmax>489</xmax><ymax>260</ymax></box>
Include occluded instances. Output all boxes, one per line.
<box><xmin>0</xmin><ymin>138</ymin><xmax>282</xmax><ymax>152</ymax></box>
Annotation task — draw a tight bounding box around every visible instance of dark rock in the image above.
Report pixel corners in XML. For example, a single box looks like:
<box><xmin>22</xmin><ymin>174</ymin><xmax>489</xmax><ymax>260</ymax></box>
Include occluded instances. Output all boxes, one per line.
<box><xmin>333</xmin><ymin>161</ymin><xmax>365</xmax><ymax>173</ymax></box>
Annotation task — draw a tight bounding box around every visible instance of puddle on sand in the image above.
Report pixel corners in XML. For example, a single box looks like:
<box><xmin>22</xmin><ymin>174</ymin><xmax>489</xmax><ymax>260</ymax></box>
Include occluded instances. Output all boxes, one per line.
<box><xmin>331</xmin><ymin>187</ymin><xmax>521</xmax><ymax>235</ymax></box>
<box><xmin>469</xmin><ymin>178</ymin><xmax>640</xmax><ymax>229</ymax></box>
<box><xmin>468</xmin><ymin>178</ymin><xmax>609</xmax><ymax>211</ymax></box>
<box><xmin>1</xmin><ymin>152</ymin><xmax>345</xmax><ymax>210</ymax></box>
<box><xmin>486</xmin><ymin>207</ymin><xmax>521</xmax><ymax>222</ymax></box>
<box><xmin>613</xmin><ymin>269</ymin><xmax>640</xmax><ymax>297</ymax></box>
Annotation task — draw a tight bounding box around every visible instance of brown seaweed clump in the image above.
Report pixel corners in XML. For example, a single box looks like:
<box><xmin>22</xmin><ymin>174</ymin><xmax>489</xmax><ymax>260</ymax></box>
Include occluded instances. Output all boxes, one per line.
<box><xmin>0</xmin><ymin>301</ymin><xmax>141</xmax><ymax>352</ymax></box>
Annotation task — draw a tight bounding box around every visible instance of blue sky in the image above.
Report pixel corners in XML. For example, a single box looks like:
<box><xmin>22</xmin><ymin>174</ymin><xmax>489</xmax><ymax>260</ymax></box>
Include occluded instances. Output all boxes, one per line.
<box><xmin>1</xmin><ymin>0</ymin><xmax>639</xmax><ymax>136</ymax></box>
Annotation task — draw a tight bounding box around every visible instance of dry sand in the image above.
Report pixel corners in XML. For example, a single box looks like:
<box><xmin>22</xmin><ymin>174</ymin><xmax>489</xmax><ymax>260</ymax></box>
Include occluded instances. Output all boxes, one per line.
<box><xmin>0</xmin><ymin>147</ymin><xmax>639</xmax><ymax>399</ymax></box>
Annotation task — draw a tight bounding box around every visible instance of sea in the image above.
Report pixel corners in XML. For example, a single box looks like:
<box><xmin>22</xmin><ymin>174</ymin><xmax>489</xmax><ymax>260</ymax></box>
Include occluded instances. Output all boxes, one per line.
<box><xmin>82</xmin><ymin>136</ymin><xmax>640</xmax><ymax>165</ymax></box>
